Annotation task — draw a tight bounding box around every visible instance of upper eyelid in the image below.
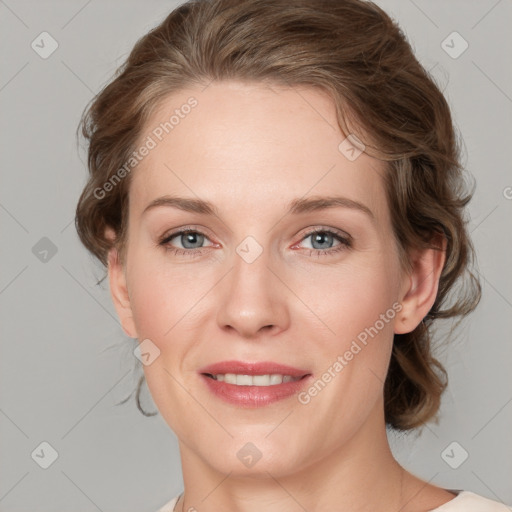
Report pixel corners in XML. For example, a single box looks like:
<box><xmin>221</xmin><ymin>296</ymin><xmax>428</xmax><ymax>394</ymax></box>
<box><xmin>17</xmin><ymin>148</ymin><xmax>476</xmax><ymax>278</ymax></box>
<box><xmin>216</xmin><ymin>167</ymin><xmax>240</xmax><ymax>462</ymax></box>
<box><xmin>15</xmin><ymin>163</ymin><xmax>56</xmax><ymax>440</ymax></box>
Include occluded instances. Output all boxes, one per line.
<box><xmin>302</xmin><ymin>226</ymin><xmax>351</xmax><ymax>239</ymax></box>
<box><xmin>160</xmin><ymin>225</ymin><xmax>213</xmax><ymax>242</ymax></box>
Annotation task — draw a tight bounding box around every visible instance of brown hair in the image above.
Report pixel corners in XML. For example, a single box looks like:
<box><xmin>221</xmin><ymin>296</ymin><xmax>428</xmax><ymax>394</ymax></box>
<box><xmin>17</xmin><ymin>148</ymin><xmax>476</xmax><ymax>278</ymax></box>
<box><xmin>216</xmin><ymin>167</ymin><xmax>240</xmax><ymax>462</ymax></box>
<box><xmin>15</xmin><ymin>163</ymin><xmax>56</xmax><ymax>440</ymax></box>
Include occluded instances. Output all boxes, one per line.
<box><xmin>75</xmin><ymin>0</ymin><xmax>481</xmax><ymax>430</ymax></box>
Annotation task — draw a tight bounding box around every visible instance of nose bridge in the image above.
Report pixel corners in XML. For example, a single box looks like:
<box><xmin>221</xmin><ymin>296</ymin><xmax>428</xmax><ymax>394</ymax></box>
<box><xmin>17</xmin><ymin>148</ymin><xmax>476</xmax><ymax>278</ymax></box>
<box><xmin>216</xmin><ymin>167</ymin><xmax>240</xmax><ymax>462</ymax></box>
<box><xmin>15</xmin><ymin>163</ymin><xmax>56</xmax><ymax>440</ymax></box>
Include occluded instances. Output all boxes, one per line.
<box><xmin>215</xmin><ymin>234</ymin><xmax>289</xmax><ymax>337</ymax></box>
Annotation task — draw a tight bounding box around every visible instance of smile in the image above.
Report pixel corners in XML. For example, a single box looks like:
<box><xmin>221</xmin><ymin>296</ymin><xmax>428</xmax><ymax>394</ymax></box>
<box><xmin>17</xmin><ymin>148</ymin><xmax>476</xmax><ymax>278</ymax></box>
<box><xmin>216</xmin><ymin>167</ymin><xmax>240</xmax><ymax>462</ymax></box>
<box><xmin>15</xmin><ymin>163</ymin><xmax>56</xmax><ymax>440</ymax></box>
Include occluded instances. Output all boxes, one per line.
<box><xmin>204</xmin><ymin>373</ymin><xmax>303</xmax><ymax>386</ymax></box>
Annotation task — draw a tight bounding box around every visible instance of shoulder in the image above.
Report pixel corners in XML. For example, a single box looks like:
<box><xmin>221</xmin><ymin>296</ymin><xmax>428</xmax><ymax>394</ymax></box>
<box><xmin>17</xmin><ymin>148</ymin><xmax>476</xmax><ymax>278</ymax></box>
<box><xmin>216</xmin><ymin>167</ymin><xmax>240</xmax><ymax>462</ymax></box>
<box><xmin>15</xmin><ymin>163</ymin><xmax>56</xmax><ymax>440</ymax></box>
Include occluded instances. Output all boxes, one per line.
<box><xmin>431</xmin><ymin>491</ymin><xmax>511</xmax><ymax>511</ymax></box>
<box><xmin>155</xmin><ymin>491</ymin><xmax>511</xmax><ymax>512</ymax></box>
<box><xmin>155</xmin><ymin>494</ymin><xmax>179</xmax><ymax>512</ymax></box>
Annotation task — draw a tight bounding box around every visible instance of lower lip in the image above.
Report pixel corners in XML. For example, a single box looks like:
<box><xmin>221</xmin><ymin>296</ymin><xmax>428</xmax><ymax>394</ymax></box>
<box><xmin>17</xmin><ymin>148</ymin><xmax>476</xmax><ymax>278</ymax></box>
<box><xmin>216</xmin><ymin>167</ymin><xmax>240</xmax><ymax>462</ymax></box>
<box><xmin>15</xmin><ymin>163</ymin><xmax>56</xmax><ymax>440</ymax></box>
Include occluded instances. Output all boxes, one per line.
<box><xmin>200</xmin><ymin>374</ymin><xmax>312</xmax><ymax>407</ymax></box>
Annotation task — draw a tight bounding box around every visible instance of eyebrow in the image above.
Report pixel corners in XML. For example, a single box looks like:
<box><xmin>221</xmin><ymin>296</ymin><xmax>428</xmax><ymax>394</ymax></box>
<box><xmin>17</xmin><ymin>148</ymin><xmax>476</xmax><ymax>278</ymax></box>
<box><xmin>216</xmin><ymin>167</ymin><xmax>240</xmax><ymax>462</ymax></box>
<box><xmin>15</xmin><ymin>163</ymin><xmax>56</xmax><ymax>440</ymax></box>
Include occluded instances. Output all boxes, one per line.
<box><xmin>142</xmin><ymin>195</ymin><xmax>374</xmax><ymax>220</ymax></box>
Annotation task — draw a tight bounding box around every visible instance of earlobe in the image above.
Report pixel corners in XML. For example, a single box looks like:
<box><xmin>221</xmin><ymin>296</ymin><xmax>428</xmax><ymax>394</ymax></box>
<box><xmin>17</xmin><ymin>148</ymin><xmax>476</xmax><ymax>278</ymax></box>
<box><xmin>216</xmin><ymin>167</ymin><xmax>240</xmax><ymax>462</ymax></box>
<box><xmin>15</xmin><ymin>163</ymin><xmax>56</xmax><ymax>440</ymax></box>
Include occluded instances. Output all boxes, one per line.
<box><xmin>395</xmin><ymin>236</ymin><xmax>447</xmax><ymax>335</ymax></box>
<box><xmin>106</xmin><ymin>241</ymin><xmax>137</xmax><ymax>339</ymax></box>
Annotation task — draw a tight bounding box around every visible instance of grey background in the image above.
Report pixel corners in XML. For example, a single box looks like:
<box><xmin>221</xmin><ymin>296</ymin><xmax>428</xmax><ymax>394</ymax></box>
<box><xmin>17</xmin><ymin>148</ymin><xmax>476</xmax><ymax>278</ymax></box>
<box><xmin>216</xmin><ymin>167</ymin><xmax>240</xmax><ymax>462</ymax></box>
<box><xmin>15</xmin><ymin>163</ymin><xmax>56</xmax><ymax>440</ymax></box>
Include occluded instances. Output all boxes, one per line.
<box><xmin>1</xmin><ymin>0</ymin><xmax>511</xmax><ymax>510</ymax></box>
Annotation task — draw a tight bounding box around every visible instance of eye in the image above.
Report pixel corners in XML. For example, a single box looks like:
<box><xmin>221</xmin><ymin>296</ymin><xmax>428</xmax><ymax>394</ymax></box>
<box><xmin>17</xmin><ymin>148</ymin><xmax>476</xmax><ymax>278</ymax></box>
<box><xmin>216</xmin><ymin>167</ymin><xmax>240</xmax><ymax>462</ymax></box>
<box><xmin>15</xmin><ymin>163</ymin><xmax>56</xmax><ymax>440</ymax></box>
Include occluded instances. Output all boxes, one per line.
<box><xmin>158</xmin><ymin>226</ymin><xmax>352</xmax><ymax>258</ymax></box>
<box><xmin>159</xmin><ymin>227</ymin><xmax>214</xmax><ymax>256</ymax></box>
<box><xmin>294</xmin><ymin>228</ymin><xmax>352</xmax><ymax>257</ymax></box>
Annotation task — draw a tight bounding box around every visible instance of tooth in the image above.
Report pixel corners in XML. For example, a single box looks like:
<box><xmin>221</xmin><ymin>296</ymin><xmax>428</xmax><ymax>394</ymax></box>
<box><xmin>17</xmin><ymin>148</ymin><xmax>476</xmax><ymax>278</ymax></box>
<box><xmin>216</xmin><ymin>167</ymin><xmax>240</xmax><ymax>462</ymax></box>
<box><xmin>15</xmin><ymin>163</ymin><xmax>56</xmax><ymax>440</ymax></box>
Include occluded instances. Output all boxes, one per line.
<box><xmin>210</xmin><ymin>373</ymin><xmax>301</xmax><ymax>385</ymax></box>
<box><xmin>224</xmin><ymin>373</ymin><xmax>237</xmax><ymax>384</ymax></box>
<box><xmin>236</xmin><ymin>374</ymin><xmax>253</xmax><ymax>386</ymax></box>
<box><xmin>269</xmin><ymin>374</ymin><xmax>283</xmax><ymax>385</ymax></box>
<box><xmin>252</xmin><ymin>374</ymin><xmax>271</xmax><ymax>386</ymax></box>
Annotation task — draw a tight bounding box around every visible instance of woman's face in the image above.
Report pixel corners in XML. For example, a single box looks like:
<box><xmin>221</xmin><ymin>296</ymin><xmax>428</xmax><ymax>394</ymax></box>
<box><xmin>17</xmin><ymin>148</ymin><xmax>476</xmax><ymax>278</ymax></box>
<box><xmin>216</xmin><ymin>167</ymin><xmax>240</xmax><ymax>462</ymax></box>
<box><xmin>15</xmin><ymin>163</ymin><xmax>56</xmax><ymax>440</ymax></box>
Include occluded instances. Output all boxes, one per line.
<box><xmin>110</xmin><ymin>81</ymin><xmax>410</xmax><ymax>477</ymax></box>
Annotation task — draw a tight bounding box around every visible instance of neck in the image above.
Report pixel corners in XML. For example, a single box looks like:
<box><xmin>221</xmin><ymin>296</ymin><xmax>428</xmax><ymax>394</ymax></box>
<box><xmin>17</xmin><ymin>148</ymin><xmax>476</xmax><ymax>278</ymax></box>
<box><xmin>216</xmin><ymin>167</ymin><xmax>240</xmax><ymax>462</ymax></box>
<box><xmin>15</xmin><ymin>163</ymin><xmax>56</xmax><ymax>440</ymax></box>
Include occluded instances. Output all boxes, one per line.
<box><xmin>175</xmin><ymin>403</ymin><xmax>413</xmax><ymax>512</ymax></box>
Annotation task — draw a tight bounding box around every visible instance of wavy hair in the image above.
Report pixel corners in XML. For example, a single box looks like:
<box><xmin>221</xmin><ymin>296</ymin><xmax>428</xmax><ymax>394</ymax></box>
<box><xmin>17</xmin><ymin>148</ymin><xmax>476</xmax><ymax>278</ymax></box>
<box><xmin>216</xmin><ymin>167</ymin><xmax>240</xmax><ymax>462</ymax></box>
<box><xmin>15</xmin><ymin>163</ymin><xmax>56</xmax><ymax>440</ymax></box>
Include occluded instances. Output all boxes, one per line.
<box><xmin>75</xmin><ymin>0</ymin><xmax>481</xmax><ymax>429</ymax></box>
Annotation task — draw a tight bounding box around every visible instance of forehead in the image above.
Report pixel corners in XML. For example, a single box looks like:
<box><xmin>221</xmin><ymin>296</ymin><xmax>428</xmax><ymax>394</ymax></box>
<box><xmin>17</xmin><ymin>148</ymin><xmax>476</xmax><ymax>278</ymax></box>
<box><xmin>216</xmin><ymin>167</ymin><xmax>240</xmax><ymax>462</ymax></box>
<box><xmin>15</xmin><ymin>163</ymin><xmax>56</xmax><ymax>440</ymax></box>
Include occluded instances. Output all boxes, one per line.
<box><xmin>129</xmin><ymin>81</ymin><xmax>388</xmax><ymax>221</ymax></box>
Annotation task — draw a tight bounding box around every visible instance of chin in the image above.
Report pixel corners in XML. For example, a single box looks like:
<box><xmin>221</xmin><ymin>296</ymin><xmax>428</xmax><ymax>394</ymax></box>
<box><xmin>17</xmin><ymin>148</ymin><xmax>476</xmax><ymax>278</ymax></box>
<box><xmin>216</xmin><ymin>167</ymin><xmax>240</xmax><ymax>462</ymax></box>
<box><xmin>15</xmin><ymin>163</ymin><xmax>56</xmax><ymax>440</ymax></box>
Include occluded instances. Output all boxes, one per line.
<box><xmin>197</xmin><ymin>437</ymin><xmax>307</xmax><ymax>479</ymax></box>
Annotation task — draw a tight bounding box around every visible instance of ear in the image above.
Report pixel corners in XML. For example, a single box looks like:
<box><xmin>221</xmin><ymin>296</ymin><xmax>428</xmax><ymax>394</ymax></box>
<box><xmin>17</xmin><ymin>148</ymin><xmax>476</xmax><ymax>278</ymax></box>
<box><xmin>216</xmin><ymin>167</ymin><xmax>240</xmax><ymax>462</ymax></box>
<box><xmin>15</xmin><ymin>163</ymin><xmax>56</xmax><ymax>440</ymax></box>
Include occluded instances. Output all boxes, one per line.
<box><xmin>105</xmin><ymin>228</ymin><xmax>137</xmax><ymax>338</ymax></box>
<box><xmin>395</xmin><ymin>235</ymin><xmax>447</xmax><ymax>335</ymax></box>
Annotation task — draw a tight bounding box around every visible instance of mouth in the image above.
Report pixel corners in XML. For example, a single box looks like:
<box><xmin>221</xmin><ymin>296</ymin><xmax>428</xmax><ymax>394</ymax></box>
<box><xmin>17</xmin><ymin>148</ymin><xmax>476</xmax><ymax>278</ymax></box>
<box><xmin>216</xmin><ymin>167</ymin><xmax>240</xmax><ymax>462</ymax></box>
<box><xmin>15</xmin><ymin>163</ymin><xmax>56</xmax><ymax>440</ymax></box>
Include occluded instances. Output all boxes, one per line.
<box><xmin>202</xmin><ymin>373</ymin><xmax>306</xmax><ymax>386</ymax></box>
<box><xmin>198</xmin><ymin>361</ymin><xmax>312</xmax><ymax>407</ymax></box>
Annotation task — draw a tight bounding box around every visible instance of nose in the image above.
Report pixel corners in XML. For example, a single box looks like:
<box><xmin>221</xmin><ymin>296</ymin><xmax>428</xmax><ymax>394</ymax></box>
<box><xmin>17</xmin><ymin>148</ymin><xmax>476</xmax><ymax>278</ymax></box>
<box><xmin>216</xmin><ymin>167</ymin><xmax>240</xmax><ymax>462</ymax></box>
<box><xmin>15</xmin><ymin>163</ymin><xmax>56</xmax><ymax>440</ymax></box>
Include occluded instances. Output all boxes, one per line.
<box><xmin>215</xmin><ymin>244</ymin><xmax>290</xmax><ymax>339</ymax></box>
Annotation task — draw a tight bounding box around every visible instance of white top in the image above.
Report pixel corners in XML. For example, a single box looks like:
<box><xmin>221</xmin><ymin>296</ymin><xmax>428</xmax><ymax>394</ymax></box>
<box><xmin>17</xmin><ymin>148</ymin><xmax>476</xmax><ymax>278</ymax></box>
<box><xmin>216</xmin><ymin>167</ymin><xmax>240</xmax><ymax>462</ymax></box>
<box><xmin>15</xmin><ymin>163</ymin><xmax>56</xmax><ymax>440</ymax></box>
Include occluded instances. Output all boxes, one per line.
<box><xmin>156</xmin><ymin>490</ymin><xmax>511</xmax><ymax>511</ymax></box>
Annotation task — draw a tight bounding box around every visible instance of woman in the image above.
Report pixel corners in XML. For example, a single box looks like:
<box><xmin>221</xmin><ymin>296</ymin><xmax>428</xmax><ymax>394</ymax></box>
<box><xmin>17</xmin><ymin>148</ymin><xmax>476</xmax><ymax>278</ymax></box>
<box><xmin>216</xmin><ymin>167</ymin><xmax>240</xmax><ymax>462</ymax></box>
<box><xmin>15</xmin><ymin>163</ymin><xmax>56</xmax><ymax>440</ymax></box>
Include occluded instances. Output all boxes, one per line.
<box><xmin>75</xmin><ymin>0</ymin><xmax>509</xmax><ymax>510</ymax></box>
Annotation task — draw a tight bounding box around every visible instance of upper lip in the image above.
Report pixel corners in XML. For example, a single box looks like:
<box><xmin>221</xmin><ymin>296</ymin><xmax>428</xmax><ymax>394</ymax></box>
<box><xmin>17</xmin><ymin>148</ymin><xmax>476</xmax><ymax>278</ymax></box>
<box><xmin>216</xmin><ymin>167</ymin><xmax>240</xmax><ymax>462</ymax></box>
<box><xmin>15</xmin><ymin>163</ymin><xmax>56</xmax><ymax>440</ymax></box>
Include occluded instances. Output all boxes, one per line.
<box><xmin>198</xmin><ymin>360</ymin><xmax>311</xmax><ymax>378</ymax></box>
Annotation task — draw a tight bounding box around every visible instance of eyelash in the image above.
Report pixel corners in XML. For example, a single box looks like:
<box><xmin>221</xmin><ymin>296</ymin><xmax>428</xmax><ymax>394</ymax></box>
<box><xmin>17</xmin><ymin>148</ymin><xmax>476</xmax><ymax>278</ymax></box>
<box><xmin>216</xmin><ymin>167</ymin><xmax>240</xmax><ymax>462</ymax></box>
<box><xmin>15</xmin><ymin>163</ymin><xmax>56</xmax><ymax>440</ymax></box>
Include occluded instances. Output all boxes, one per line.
<box><xmin>158</xmin><ymin>226</ymin><xmax>352</xmax><ymax>258</ymax></box>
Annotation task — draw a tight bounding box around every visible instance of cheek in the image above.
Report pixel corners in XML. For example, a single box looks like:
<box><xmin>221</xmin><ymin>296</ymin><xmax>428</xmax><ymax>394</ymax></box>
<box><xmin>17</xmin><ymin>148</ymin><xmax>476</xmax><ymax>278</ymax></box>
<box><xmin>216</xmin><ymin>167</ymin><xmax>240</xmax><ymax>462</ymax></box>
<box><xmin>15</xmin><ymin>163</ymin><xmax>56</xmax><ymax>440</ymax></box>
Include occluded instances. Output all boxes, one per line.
<box><xmin>125</xmin><ymin>257</ymin><xmax>206</xmax><ymax>431</ymax></box>
<box><xmin>297</xmin><ymin>266</ymin><xmax>400</xmax><ymax>431</ymax></box>
<box><xmin>314</xmin><ymin>254</ymin><xmax>401</xmax><ymax>380</ymax></box>
<box><xmin>126</xmin><ymin>253</ymin><xmax>206</xmax><ymax>341</ymax></box>
<box><xmin>335</xmin><ymin>274</ymin><xmax>398</xmax><ymax>342</ymax></box>
<box><xmin>303</xmin><ymin>254</ymin><xmax>400</xmax><ymax>337</ymax></box>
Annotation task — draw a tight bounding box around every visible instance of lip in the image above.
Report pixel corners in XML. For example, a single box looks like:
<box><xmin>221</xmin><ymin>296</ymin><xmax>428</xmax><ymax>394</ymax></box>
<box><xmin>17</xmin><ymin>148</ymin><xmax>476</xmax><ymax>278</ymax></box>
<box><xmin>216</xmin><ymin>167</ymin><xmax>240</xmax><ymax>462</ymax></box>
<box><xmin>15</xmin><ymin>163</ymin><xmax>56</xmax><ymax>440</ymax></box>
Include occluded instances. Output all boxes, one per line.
<box><xmin>198</xmin><ymin>360</ymin><xmax>312</xmax><ymax>408</ymax></box>
<box><xmin>198</xmin><ymin>360</ymin><xmax>310</xmax><ymax>377</ymax></box>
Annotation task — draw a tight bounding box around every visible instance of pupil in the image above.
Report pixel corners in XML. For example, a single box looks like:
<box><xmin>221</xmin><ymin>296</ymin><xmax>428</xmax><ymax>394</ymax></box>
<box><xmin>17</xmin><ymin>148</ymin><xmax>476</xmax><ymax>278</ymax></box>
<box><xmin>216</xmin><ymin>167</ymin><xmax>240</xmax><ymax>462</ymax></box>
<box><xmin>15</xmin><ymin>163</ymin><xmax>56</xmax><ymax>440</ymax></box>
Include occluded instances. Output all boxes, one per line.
<box><xmin>183</xmin><ymin>232</ymin><xmax>202</xmax><ymax>248</ymax></box>
<box><xmin>313</xmin><ymin>232</ymin><xmax>331</xmax><ymax>249</ymax></box>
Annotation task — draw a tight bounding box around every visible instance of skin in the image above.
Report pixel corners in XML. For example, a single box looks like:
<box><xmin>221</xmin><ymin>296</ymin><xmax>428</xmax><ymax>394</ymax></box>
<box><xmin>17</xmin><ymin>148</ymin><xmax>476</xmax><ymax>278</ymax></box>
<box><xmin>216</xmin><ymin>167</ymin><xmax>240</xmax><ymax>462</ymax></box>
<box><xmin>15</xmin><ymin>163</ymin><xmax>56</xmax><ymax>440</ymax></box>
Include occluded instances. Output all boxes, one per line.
<box><xmin>107</xmin><ymin>81</ymin><xmax>454</xmax><ymax>511</ymax></box>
